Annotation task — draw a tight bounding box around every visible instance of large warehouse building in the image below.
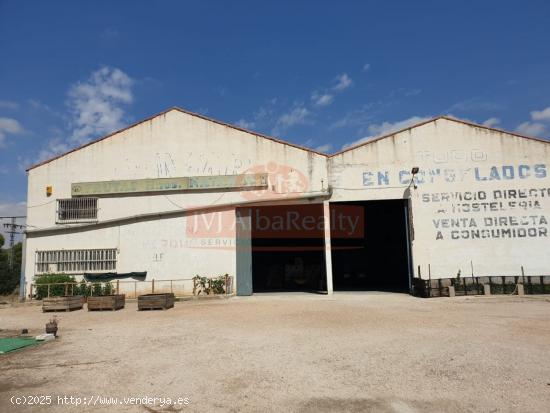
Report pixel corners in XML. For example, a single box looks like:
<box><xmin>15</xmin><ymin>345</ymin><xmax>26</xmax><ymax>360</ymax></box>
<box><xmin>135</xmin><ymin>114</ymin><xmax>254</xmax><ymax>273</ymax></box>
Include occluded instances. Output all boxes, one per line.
<box><xmin>21</xmin><ymin>107</ymin><xmax>550</xmax><ymax>297</ymax></box>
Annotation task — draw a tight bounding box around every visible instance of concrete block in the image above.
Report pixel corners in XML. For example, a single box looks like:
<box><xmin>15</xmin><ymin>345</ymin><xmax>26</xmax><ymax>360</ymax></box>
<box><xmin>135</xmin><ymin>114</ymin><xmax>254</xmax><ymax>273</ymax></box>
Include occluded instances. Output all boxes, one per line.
<box><xmin>448</xmin><ymin>286</ymin><xmax>455</xmax><ymax>297</ymax></box>
<box><xmin>35</xmin><ymin>333</ymin><xmax>55</xmax><ymax>341</ymax></box>
<box><xmin>517</xmin><ymin>284</ymin><xmax>525</xmax><ymax>296</ymax></box>
<box><xmin>483</xmin><ymin>284</ymin><xmax>491</xmax><ymax>295</ymax></box>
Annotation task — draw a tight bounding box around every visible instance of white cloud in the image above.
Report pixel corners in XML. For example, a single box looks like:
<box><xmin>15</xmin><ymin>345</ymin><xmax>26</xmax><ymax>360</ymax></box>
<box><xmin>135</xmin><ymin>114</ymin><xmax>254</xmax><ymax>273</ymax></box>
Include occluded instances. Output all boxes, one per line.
<box><xmin>516</xmin><ymin>121</ymin><xmax>547</xmax><ymax>137</ymax></box>
<box><xmin>272</xmin><ymin>106</ymin><xmax>310</xmax><ymax>135</ymax></box>
<box><xmin>342</xmin><ymin>116</ymin><xmax>430</xmax><ymax>149</ymax></box>
<box><xmin>0</xmin><ymin>100</ymin><xmax>18</xmax><ymax>109</ymax></box>
<box><xmin>515</xmin><ymin>106</ymin><xmax>550</xmax><ymax>138</ymax></box>
<box><xmin>314</xmin><ymin>143</ymin><xmax>332</xmax><ymax>152</ymax></box>
<box><xmin>363</xmin><ymin>63</ymin><xmax>371</xmax><ymax>72</ymax></box>
<box><xmin>19</xmin><ymin>136</ymin><xmax>72</xmax><ymax>172</ymax></box>
<box><xmin>341</xmin><ymin>136</ymin><xmax>368</xmax><ymax>150</ymax></box>
<box><xmin>531</xmin><ymin>107</ymin><xmax>550</xmax><ymax>121</ymax></box>
<box><xmin>68</xmin><ymin>66</ymin><xmax>134</xmax><ymax>145</ymax></box>
<box><xmin>16</xmin><ymin>156</ymin><xmax>31</xmax><ymax>173</ymax></box>
<box><xmin>0</xmin><ymin>117</ymin><xmax>23</xmax><ymax>146</ymax></box>
<box><xmin>482</xmin><ymin>117</ymin><xmax>500</xmax><ymax>127</ymax></box>
<box><xmin>310</xmin><ymin>72</ymin><xmax>352</xmax><ymax>108</ymax></box>
<box><xmin>36</xmin><ymin>138</ymin><xmax>71</xmax><ymax>163</ymax></box>
<box><xmin>333</xmin><ymin>73</ymin><xmax>352</xmax><ymax>91</ymax></box>
<box><xmin>235</xmin><ymin>119</ymin><xmax>256</xmax><ymax>130</ymax></box>
<box><xmin>311</xmin><ymin>91</ymin><xmax>333</xmax><ymax>107</ymax></box>
<box><xmin>366</xmin><ymin>116</ymin><xmax>430</xmax><ymax>137</ymax></box>
<box><xmin>235</xmin><ymin>99</ymin><xmax>279</xmax><ymax>134</ymax></box>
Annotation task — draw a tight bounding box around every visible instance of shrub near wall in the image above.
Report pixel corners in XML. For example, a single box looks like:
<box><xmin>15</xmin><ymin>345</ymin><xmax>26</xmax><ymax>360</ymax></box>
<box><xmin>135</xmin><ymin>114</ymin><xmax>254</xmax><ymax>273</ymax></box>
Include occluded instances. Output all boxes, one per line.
<box><xmin>34</xmin><ymin>274</ymin><xmax>76</xmax><ymax>299</ymax></box>
<box><xmin>192</xmin><ymin>274</ymin><xmax>229</xmax><ymax>295</ymax></box>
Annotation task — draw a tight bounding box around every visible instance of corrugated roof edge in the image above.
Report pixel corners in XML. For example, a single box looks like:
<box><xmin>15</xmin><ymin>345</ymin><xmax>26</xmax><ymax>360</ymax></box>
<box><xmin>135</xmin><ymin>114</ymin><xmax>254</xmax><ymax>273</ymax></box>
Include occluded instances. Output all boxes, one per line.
<box><xmin>329</xmin><ymin>115</ymin><xmax>550</xmax><ymax>157</ymax></box>
<box><xmin>26</xmin><ymin>106</ymin><xmax>328</xmax><ymax>172</ymax></box>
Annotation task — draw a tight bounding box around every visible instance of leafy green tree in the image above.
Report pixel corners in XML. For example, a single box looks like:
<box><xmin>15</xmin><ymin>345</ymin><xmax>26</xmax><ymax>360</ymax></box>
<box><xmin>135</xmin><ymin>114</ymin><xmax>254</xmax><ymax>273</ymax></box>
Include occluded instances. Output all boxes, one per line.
<box><xmin>0</xmin><ymin>235</ymin><xmax>23</xmax><ymax>295</ymax></box>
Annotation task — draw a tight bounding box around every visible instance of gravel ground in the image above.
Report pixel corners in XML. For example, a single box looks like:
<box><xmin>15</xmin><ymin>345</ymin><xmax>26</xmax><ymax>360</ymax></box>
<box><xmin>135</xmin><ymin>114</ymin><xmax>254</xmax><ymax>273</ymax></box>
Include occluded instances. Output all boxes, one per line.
<box><xmin>1</xmin><ymin>293</ymin><xmax>549</xmax><ymax>413</ymax></box>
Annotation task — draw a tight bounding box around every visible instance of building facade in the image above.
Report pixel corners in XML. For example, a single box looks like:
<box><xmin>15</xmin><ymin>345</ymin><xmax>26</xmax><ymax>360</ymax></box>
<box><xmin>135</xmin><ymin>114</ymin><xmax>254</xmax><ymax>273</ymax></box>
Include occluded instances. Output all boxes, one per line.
<box><xmin>22</xmin><ymin>108</ymin><xmax>550</xmax><ymax>297</ymax></box>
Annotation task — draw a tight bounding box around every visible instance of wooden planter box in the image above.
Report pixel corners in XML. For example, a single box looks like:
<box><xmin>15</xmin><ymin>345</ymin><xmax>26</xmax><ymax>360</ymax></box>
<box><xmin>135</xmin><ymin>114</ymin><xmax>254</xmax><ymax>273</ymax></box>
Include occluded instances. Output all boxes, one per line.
<box><xmin>87</xmin><ymin>295</ymin><xmax>125</xmax><ymax>311</ymax></box>
<box><xmin>43</xmin><ymin>295</ymin><xmax>84</xmax><ymax>312</ymax></box>
<box><xmin>138</xmin><ymin>293</ymin><xmax>175</xmax><ymax>311</ymax></box>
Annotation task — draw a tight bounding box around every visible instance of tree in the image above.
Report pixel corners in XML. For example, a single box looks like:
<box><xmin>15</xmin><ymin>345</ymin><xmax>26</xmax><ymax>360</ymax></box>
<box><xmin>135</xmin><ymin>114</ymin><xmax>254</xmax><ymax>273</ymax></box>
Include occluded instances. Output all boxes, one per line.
<box><xmin>0</xmin><ymin>235</ymin><xmax>22</xmax><ymax>295</ymax></box>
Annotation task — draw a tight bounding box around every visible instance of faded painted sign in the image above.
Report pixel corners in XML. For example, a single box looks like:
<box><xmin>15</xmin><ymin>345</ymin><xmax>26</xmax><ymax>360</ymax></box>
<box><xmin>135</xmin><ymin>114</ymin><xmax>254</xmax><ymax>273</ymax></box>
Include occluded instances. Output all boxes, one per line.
<box><xmin>71</xmin><ymin>173</ymin><xmax>268</xmax><ymax>196</ymax></box>
<box><xmin>423</xmin><ymin>187</ymin><xmax>550</xmax><ymax>241</ymax></box>
<box><xmin>363</xmin><ymin>164</ymin><xmax>548</xmax><ymax>187</ymax></box>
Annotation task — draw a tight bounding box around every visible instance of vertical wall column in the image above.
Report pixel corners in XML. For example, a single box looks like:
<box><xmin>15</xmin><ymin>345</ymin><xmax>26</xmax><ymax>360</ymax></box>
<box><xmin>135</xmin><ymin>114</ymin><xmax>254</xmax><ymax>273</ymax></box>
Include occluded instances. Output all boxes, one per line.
<box><xmin>235</xmin><ymin>208</ymin><xmax>253</xmax><ymax>296</ymax></box>
<box><xmin>19</xmin><ymin>237</ymin><xmax>27</xmax><ymax>301</ymax></box>
<box><xmin>323</xmin><ymin>201</ymin><xmax>334</xmax><ymax>295</ymax></box>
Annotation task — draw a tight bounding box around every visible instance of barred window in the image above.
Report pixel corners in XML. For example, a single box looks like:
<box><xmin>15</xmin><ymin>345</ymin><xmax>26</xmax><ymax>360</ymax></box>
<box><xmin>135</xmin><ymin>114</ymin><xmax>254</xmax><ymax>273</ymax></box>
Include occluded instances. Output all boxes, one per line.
<box><xmin>35</xmin><ymin>249</ymin><xmax>117</xmax><ymax>274</ymax></box>
<box><xmin>57</xmin><ymin>198</ymin><xmax>98</xmax><ymax>222</ymax></box>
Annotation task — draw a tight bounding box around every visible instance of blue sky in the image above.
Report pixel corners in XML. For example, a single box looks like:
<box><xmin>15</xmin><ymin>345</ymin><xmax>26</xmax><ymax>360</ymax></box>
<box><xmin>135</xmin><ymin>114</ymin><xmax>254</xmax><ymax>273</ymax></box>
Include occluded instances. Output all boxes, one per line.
<box><xmin>1</xmin><ymin>0</ymin><xmax>550</xmax><ymax>235</ymax></box>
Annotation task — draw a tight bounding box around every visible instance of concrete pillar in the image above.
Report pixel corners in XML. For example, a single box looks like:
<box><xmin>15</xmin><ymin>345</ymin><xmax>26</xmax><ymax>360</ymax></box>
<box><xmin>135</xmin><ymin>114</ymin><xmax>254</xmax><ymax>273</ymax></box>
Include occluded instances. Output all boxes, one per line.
<box><xmin>323</xmin><ymin>201</ymin><xmax>334</xmax><ymax>295</ymax></box>
<box><xmin>517</xmin><ymin>284</ymin><xmax>525</xmax><ymax>296</ymax></box>
<box><xmin>483</xmin><ymin>284</ymin><xmax>491</xmax><ymax>295</ymax></box>
<box><xmin>448</xmin><ymin>285</ymin><xmax>455</xmax><ymax>297</ymax></box>
<box><xmin>19</xmin><ymin>237</ymin><xmax>27</xmax><ymax>301</ymax></box>
<box><xmin>236</xmin><ymin>208</ymin><xmax>253</xmax><ymax>296</ymax></box>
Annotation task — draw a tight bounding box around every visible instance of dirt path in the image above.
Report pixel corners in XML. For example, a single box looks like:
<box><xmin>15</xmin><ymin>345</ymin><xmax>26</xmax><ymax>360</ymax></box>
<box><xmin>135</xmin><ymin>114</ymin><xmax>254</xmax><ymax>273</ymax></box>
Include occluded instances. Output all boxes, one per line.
<box><xmin>1</xmin><ymin>293</ymin><xmax>549</xmax><ymax>412</ymax></box>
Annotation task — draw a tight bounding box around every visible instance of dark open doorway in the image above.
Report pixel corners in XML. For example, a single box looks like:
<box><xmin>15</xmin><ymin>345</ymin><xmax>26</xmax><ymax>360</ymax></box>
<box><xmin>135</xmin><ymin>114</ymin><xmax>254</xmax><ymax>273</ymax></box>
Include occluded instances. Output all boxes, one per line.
<box><xmin>250</xmin><ymin>204</ymin><xmax>326</xmax><ymax>293</ymax></box>
<box><xmin>330</xmin><ymin>199</ymin><xmax>411</xmax><ymax>292</ymax></box>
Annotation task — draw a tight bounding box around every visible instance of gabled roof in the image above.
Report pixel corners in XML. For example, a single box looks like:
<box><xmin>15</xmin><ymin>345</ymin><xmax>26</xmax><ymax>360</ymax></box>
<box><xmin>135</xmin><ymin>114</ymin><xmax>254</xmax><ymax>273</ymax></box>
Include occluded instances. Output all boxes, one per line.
<box><xmin>27</xmin><ymin>110</ymin><xmax>550</xmax><ymax>171</ymax></box>
<box><xmin>330</xmin><ymin>115</ymin><xmax>550</xmax><ymax>157</ymax></box>
<box><xmin>26</xmin><ymin>106</ymin><xmax>328</xmax><ymax>171</ymax></box>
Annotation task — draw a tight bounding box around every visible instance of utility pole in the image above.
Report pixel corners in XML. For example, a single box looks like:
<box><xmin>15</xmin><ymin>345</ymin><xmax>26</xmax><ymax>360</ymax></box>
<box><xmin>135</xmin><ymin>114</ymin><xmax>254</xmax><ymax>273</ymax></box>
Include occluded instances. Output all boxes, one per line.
<box><xmin>1</xmin><ymin>216</ymin><xmax>26</xmax><ymax>268</ymax></box>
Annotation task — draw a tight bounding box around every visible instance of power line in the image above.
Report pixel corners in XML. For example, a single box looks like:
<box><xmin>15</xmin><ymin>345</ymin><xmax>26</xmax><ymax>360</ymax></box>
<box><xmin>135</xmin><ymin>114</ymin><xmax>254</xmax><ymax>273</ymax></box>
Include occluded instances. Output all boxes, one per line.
<box><xmin>1</xmin><ymin>216</ymin><xmax>26</xmax><ymax>268</ymax></box>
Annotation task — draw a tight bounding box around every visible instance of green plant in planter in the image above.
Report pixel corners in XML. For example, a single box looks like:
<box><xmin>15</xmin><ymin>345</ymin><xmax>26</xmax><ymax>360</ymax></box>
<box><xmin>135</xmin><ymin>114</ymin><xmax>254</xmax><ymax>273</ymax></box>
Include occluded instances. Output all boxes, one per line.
<box><xmin>210</xmin><ymin>276</ymin><xmax>226</xmax><ymax>294</ymax></box>
<box><xmin>74</xmin><ymin>280</ymin><xmax>86</xmax><ymax>296</ymax></box>
<box><xmin>84</xmin><ymin>282</ymin><xmax>92</xmax><ymax>297</ymax></box>
<box><xmin>193</xmin><ymin>275</ymin><xmax>210</xmax><ymax>295</ymax></box>
<box><xmin>92</xmin><ymin>282</ymin><xmax>103</xmax><ymax>296</ymax></box>
<box><xmin>103</xmin><ymin>282</ymin><xmax>113</xmax><ymax>296</ymax></box>
<box><xmin>192</xmin><ymin>274</ymin><xmax>227</xmax><ymax>295</ymax></box>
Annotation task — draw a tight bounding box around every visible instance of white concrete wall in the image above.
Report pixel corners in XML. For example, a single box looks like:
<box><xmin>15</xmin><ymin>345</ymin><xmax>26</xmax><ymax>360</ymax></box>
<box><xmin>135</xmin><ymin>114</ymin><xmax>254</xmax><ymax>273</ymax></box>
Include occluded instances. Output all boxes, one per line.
<box><xmin>26</xmin><ymin>112</ymin><xmax>550</xmax><ymax>293</ymax></box>
<box><xmin>24</xmin><ymin>211</ymin><xmax>237</xmax><ymax>296</ymax></box>
<box><xmin>330</xmin><ymin>118</ymin><xmax>550</xmax><ymax>278</ymax></box>
<box><xmin>24</xmin><ymin>109</ymin><xmax>328</xmax><ymax>291</ymax></box>
<box><xmin>26</xmin><ymin>109</ymin><xmax>327</xmax><ymax>227</ymax></box>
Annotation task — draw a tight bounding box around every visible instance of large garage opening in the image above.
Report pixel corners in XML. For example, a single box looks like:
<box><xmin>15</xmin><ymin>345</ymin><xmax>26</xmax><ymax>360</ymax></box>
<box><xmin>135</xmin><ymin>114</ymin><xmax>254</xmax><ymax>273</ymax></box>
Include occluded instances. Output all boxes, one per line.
<box><xmin>330</xmin><ymin>199</ymin><xmax>411</xmax><ymax>292</ymax></box>
<box><xmin>251</xmin><ymin>204</ymin><xmax>326</xmax><ymax>293</ymax></box>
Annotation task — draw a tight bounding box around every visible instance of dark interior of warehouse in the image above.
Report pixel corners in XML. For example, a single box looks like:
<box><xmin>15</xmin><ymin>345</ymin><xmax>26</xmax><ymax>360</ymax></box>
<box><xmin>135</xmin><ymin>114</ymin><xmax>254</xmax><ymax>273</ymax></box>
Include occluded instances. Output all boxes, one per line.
<box><xmin>250</xmin><ymin>204</ymin><xmax>326</xmax><ymax>293</ymax></box>
<box><xmin>330</xmin><ymin>200</ymin><xmax>411</xmax><ymax>292</ymax></box>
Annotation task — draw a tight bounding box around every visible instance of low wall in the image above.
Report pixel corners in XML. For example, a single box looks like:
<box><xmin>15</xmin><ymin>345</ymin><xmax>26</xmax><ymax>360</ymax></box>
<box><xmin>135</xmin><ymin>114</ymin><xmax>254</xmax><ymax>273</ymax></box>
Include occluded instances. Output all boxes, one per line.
<box><xmin>412</xmin><ymin>275</ymin><xmax>550</xmax><ymax>297</ymax></box>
